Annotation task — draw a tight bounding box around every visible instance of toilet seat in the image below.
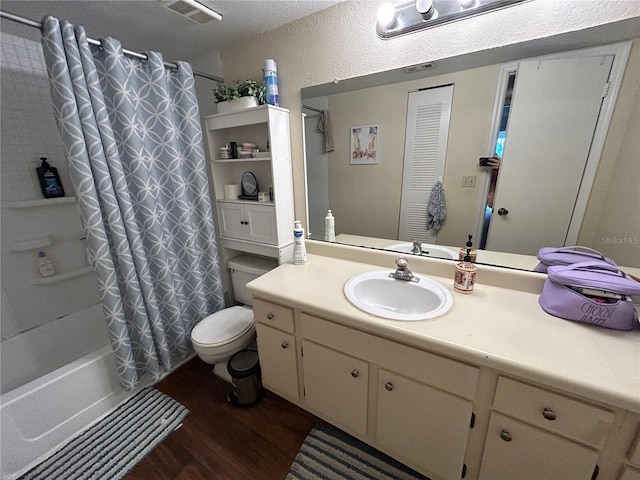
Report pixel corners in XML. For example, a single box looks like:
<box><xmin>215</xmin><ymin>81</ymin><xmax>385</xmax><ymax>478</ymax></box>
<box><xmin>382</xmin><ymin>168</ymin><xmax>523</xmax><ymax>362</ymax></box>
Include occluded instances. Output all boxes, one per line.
<box><xmin>191</xmin><ymin>306</ymin><xmax>255</xmax><ymax>364</ymax></box>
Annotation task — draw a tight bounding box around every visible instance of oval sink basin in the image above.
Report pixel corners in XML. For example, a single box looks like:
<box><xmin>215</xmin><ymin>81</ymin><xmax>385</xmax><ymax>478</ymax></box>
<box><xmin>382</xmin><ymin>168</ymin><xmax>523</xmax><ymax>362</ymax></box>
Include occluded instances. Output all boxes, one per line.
<box><xmin>384</xmin><ymin>242</ymin><xmax>458</xmax><ymax>259</ymax></box>
<box><xmin>344</xmin><ymin>271</ymin><xmax>453</xmax><ymax>321</ymax></box>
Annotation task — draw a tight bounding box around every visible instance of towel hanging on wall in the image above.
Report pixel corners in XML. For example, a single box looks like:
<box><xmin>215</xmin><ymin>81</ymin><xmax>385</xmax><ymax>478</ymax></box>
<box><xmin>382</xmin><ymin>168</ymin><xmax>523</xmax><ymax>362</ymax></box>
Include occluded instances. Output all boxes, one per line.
<box><xmin>427</xmin><ymin>180</ymin><xmax>446</xmax><ymax>233</ymax></box>
<box><xmin>317</xmin><ymin>110</ymin><xmax>334</xmax><ymax>153</ymax></box>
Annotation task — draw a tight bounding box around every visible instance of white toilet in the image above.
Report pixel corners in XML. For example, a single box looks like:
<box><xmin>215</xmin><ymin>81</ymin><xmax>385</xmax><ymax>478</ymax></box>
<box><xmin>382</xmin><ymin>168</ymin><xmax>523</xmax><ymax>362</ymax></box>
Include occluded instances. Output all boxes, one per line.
<box><xmin>191</xmin><ymin>255</ymin><xmax>276</xmax><ymax>381</ymax></box>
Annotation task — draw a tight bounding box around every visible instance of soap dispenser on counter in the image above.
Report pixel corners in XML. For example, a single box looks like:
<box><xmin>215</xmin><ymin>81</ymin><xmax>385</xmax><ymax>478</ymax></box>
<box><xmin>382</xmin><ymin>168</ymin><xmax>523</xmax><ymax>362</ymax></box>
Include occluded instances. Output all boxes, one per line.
<box><xmin>458</xmin><ymin>234</ymin><xmax>477</xmax><ymax>263</ymax></box>
<box><xmin>454</xmin><ymin>248</ymin><xmax>476</xmax><ymax>294</ymax></box>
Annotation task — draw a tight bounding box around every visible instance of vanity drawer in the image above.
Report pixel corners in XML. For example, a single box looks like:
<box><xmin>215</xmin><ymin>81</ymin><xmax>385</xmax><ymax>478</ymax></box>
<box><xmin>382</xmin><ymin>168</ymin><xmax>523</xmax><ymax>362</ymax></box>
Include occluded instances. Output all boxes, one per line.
<box><xmin>300</xmin><ymin>313</ymin><xmax>478</xmax><ymax>400</ymax></box>
<box><xmin>252</xmin><ymin>298</ymin><xmax>294</xmax><ymax>333</ymax></box>
<box><xmin>493</xmin><ymin>376</ymin><xmax>614</xmax><ymax>448</ymax></box>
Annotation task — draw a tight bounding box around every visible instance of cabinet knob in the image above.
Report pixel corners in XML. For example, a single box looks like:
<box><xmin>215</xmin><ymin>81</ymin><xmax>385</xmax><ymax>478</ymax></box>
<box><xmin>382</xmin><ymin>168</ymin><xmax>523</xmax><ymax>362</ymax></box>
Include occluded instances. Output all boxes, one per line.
<box><xmin>266</xmin><ymin>312</ymin><xmax>274</xmax><ymax>320</ymax></box>
<box><xmin>542</xmin><ymin>407</ymin><xmax>557</xmax><ymax>421</ymax></box>
<box><xmin>500</xmin><ymin>430</ymin><xmax>512</xmax><ymax>442</ymax></box>
<box><xmin>351</xmin><ymin>369</ymin><xmax>359</xmax><ymax>378</ymax></box>
<box><xmin>385</xmin><ymin>382</ymin><xmax>393</xmax><ymax>391</ymax></box>
<box><xmin>281</xmin><ymin>341</ymin><xmax>289</xmax><ymax>349</ymax></box>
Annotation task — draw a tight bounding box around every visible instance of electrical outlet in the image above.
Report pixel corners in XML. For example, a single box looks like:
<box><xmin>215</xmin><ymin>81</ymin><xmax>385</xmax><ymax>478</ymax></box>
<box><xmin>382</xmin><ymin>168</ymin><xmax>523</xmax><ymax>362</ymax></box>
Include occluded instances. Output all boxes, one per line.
<box><xmin>461</xmin><ymin>175</ymin><xmax>476</xmax><ymax>188</ymax></box>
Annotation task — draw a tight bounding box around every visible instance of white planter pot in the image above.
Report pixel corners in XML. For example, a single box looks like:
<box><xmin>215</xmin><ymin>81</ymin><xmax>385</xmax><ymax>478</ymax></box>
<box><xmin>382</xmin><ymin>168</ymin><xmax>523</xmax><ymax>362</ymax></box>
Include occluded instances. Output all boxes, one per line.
<box><xmin>216</xmin><ymin>96</ymin><xmax>259</xmax><ymax>113</ymax></box>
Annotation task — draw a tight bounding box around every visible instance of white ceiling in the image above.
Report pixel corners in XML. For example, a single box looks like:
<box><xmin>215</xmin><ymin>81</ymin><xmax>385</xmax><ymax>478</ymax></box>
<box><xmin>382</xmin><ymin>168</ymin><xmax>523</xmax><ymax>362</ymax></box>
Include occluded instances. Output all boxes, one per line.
<box><xmin>0</xmin><ymin>0</ymin><xmax>342</xmax><ymax>62</ymax></box>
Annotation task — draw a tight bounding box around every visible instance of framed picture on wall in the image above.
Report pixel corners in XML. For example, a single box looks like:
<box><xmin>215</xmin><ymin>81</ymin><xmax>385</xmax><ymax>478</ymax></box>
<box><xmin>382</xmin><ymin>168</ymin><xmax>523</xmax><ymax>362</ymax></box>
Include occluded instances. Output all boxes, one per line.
<box><xmin>350</xmin><ymin>125</ymin><xmax>379</xmax><ymax>165</ymax></box>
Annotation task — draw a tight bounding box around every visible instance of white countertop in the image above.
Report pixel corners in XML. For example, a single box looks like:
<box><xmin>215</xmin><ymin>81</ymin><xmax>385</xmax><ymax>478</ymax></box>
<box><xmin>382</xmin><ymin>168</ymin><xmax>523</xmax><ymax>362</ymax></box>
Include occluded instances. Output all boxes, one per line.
<box><xmin>247</xmin><ymin>247</ymin><xmax>640</xmax><ymax>413</ymax></box>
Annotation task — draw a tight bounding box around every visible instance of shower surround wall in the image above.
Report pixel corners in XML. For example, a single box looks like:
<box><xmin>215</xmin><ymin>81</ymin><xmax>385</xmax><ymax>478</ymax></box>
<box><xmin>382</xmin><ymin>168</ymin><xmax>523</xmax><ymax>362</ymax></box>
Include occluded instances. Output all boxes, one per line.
<box><xmin>0</xmin><ymin>32</ymin><xmax>109</xmax><ymax>394</ymax></box>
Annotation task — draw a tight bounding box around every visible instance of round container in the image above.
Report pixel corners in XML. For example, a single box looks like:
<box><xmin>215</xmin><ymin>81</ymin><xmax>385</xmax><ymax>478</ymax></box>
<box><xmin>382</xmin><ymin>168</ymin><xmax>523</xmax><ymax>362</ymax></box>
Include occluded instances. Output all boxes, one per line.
<box><xmin>227</xmin><ymin>349</ymin><xmax>263</xmax><ymax>407</ymax></box>
<box><xmin>224</xmin><ymin>184</ymin><xmax>241</xmax><ymax>199</ymax></box>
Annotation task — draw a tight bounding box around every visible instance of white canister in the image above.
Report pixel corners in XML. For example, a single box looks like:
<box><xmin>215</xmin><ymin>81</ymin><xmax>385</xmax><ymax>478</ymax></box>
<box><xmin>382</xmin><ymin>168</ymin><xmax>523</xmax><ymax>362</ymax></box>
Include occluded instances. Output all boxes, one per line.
<box><xmin>224</xmin><ymin>184</ymin><xmax>241</xmax><ymax>199</ymax></box>
<box><xmin>258</xmin><ymin>192</ymin><xmax>270</xmax><ymax>202</ymax></box>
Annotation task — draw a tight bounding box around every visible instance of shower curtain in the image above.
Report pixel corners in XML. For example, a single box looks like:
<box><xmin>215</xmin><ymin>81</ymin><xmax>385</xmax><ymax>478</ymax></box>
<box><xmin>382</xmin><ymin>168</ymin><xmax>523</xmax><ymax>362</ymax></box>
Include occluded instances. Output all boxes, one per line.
<box><xmin>40</xmin><ymin>16</ymin><xmax>225</xmax><ymax>390</ymax></box>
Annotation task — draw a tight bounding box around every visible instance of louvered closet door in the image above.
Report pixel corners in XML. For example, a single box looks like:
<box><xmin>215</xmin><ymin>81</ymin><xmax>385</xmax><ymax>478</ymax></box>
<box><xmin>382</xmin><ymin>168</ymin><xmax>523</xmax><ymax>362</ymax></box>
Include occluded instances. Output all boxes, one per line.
<box><xmin>398</xmin><ymin>85</ymin><xmax>453</xmax><ymax>243</ymax></box>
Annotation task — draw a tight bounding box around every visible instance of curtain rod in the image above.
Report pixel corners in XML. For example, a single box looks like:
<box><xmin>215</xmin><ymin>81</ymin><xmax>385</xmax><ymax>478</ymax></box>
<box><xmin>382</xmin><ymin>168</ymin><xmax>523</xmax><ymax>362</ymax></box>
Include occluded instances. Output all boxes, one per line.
<box><xmin>302</xmin><ymin>104</ymin><xmax>324</xmax><ymax>114</ymax></box>
<box><xmin>0</xmin><ymin>9</ymin><xmax>224</xmax><ymax>83</ymax></box>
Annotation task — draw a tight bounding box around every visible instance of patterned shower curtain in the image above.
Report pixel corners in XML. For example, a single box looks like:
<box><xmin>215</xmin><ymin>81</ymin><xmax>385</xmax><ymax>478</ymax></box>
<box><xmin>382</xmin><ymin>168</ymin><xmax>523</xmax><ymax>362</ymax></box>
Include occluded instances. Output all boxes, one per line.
<box><xmin>40</xmin><ymin>16</ymin><xmax>225</xmax><ymax>390</ymax></box>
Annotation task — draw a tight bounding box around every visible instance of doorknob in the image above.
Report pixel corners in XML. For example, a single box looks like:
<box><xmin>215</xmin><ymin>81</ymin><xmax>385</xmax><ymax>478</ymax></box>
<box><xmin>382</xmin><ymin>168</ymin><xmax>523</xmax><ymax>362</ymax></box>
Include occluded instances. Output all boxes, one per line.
<box><xmin>497</xmin><ymin>207</ymin><xmax>509</xmax><ymax>216</ymax></box>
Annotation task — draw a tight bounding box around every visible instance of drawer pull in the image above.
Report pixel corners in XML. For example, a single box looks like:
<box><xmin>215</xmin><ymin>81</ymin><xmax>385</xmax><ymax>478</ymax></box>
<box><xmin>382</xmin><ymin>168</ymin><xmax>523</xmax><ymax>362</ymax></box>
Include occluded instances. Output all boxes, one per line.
<box><xmin>500</xmin><ymin>430</ymin><xmax>512</xmax><ymax>442</ymax></box>
<box><xmin>281</xmin><ymin>341</ymin><xmax>289</xmax><ymax>349</ymax></box>
<box><xmin>267</xmin><ymin>312</ymin><xmax>274</xmax><ymax>320</ymax></box>
<box><xmin>542</xmin><ymin>408</ymin><xmax>557</xmax><ymax>421</ymax></box>
<box><xmin>351</xmin><ymin>369</ymin><xmax>359</xmax><ymax>378</ymax></box>
<box><xmin>385</xmin><ymin>382</ymin><xmax>393</xmax><ymax>391</ymax></box>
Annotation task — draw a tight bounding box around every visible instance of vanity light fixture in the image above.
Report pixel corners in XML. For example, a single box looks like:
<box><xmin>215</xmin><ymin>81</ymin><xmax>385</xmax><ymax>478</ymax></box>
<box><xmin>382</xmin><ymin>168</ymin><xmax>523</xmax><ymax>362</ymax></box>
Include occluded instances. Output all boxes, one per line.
<box><xmin>377</xmin><ymin>0</ymin><xmax>527</xmax><ymax>39</ymax></box>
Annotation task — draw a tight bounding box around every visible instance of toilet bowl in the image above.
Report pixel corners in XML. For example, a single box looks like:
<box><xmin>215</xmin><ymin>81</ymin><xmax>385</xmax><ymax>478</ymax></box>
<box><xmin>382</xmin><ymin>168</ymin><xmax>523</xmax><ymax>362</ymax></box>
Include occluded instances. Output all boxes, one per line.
<box><xmin>190</xmin><ymin>255</ymin><xmax>277</xmax><ymax>379</ymax></box>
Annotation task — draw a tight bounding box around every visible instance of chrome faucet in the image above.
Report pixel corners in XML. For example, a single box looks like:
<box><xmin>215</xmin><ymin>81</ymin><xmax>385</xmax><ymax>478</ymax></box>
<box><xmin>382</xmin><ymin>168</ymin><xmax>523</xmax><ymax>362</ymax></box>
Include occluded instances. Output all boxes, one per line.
<box><xmin>411</xmin><ymin>240</ymin><xmax>422</xmax><ymax>255</ymax></box>
<box><xmin>389</xmin><ymin>257</ymin><xmax>419</xmax><ymax>283</ymax></box>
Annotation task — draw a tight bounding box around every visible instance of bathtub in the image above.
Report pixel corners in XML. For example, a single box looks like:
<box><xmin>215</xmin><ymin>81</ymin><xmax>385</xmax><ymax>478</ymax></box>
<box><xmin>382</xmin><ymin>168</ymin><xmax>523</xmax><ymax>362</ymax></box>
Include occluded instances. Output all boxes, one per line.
<box><xmin>0</xmin><ymin>346</ymin><xmax>141</xmax><ymax>480</ymax></box>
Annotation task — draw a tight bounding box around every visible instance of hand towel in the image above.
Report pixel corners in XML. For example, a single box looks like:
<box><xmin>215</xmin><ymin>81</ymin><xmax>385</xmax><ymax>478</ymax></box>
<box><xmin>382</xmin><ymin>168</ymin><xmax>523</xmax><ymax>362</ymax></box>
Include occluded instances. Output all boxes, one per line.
<box><xmin>426</xmin><ymin>180</ymin><xmax>446</xmax><ymax>233</ymax></box>
<box><xmin>317</xmin><ymin>110</ymin><xmax>334</xmax><ymax>153</ymax></box>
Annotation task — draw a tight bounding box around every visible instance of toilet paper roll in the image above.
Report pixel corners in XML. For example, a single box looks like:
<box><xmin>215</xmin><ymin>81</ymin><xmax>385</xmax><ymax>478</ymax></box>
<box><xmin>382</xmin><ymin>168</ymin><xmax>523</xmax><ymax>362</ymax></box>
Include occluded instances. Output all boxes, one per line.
<box><xmin>224</xmin><ymin>184</ymin><xmax>241</xmax><ymax>199</ymax></box>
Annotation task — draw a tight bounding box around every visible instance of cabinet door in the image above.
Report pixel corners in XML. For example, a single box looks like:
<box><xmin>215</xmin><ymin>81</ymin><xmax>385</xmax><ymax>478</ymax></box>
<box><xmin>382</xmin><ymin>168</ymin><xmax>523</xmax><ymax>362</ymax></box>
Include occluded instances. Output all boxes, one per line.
<box><xmin>478</xmin><ymin>412</ymin><xmax>599</xmax><ymax>480</ymax></box>
<box><xmin>302</xmin><ymin>341</ymin><xmax>368</xmax><ymax>435</ymax></box>
<box><xmin>256</xmin><ymin>323</ymin><xmax>298</xmax><ymax>400</ymax></box>
<box><xmin>244</xmin><ymin>204</ymin><xmax>277</xmax><ymax>244</ymax></box>
<box><xmin>376</xmin><ymin>369</ymin><xmax>472</xmax><ymax>480</ymax></box>
<box><xmin>218</xmin><ymin>203</ymin><xmax>246</xmax><ymax>240</ymax></box>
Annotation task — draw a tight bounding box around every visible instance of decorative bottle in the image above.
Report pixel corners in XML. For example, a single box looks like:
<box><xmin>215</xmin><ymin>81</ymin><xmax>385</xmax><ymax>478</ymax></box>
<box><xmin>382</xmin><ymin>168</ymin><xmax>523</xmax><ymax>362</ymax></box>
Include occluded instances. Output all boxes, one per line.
<box><xmin>37</xmin><ymin>251</ymin><xmax>55</xmax><ymax>277</ymax></box>
<box><xmin>324</xmin><ymin>210</ymin><xmax>335</xmax><ymax>242</ymax></box>
<box><xmin>454</xmin><ymin>248</ymin><xmax>476</xmax><ymax>294</ymax></box>
<box><xmin>458</xmin><ymin>234</ymin><xmax>477</xmax><ymax>263</ymax></box>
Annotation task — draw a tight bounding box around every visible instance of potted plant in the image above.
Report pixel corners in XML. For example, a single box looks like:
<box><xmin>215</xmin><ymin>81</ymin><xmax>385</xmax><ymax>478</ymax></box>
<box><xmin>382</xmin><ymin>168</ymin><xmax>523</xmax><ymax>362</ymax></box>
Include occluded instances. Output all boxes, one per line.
<box><xmin>213</xmin><ymin>79</ymin><xmax>266</xmax><ymax>113</ymax></box>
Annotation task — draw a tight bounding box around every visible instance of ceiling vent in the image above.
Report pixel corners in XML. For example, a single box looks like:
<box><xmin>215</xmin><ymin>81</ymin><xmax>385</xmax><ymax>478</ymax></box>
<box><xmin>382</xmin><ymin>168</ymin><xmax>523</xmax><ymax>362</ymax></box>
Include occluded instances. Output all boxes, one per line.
<box><xmin>160</xmin><ymin>0</ymin><xmax>220</xmax><ymax>24</ymax></box>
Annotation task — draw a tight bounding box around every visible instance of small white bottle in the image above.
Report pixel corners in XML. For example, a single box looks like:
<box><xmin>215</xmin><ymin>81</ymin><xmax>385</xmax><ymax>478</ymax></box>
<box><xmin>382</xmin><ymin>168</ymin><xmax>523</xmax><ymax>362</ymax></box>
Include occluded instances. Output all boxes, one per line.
<box><xmin>324</xmin><ymin>209</ymin><xmax>335</xmax><ymax>242</ymax></box>
<box><xmin>37</xmin><ymin>251</ymin><xmax>55</xmax><ymax>277</ymax></box>
<box><xmin>293</xmin><ymin>220</ymin><xmax>307</xmax><ymax>265</ymax></box>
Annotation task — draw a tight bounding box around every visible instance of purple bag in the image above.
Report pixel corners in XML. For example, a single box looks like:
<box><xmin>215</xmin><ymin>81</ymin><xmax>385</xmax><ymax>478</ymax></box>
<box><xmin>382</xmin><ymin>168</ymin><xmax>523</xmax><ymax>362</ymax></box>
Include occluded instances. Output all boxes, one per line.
<box><xmin>534</xmin><ymin>246</ymin><xmax>616</xmax><ymax>273</ymax></box>
<box><xmin>539</xmin><ymin>261</ymin><xmax>640</xmax><ymax>331</ymax></box>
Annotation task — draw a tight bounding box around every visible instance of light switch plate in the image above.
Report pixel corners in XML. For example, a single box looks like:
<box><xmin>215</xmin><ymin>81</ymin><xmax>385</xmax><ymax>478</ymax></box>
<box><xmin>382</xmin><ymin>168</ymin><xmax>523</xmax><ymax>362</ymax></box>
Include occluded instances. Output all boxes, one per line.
<box><xmin>462</xmin><ymin>175</ymin><xmax>476</xmax><ymax>188</ymax></box>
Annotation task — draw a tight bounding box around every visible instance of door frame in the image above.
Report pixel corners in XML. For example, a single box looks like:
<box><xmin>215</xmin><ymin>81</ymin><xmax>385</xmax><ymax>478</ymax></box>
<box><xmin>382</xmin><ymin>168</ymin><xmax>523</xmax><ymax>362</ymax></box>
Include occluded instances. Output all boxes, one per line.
<box><xmin>474</xmin><ymin>41</ymin><xmax>632</xmax><ymax>247</ymax></box>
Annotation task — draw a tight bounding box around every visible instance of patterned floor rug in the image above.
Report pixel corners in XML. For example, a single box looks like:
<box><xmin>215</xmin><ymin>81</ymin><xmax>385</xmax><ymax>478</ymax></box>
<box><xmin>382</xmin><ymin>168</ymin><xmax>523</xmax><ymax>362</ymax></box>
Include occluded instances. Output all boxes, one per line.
<box><xmin>287</xmin><ymin>425</ymin><xmax>430</xmax><ymax>480</ymax></box>
<box><xmin>19</xmin><ymin>387</ymin><xmax>188</xmax><ymax>480</ymax></box>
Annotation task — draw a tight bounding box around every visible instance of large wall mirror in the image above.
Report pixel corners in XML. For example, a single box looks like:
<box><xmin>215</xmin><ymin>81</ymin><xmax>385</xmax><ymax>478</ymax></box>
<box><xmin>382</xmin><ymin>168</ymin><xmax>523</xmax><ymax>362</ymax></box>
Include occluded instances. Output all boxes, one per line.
<box><xmin>302</xmin><ymin>26</ymin><xmax>640</xmax><ymax>272</ymax></box>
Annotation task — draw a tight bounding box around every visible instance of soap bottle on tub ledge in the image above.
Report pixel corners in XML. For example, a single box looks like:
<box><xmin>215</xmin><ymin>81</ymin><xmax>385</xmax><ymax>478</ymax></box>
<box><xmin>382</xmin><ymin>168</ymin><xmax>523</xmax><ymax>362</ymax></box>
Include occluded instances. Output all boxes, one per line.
<box><xmin>293</xmin><ymin>220</ymin><xmax>307</xmax><ymax>265</ymax></box>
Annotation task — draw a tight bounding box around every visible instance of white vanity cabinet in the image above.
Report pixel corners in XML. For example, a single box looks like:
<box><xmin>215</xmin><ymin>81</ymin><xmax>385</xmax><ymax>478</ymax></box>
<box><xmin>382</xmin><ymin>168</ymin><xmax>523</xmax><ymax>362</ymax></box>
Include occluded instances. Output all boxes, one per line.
<box><xmin>376</xmin><ymin>369</ymin><xmax>473</xmax><ymax>480</ymax></box>
<box><xmin>253</xmin><ymin>299</ymin><xmax>299</xmax><ymax>400</ymax></box>
<box><xmin>299</xmin><ymin>312</ymin><xmax>478</xmax><ymax>480</ymax></box>
<box><xmin>478</xmin><ymin>376</ymin><xmax>614</xmax><ymax>480</ymax></box>
<box><xmin>302</xmin><ymin>340</ymin><xmax>369</xmax><ymax>435</ymax></box>
<box><xmin>204</xmin><ymin>105</ymin><xmax>294</xmax><ymax>262</ymax></box>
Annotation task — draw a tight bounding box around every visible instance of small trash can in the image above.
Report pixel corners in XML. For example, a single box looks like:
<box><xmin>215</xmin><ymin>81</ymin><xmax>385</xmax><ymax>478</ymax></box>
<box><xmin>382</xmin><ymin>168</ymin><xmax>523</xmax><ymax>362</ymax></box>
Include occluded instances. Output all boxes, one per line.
<box><xmin>227</xmin><ymin>349</ymin><xmax>263</xmax><ymax>407</ymax></box>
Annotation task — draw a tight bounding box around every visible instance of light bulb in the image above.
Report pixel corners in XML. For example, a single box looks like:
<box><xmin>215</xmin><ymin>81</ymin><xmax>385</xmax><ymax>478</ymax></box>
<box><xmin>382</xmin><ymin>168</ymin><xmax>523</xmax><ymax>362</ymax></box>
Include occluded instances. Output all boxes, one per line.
<box><xmin>377</xmin><ymin>2</ymin><xmax>396</xmax><ymax>28</ymax></box>
<box><xmin>416</xmin><ymin>0</ymin><xmax>435</xmax><ymax>19</ymax></box>
<box><xmin>459</xmin><ymin>0</ymin><xmax>477</xmax><ymax>8</ymax></box>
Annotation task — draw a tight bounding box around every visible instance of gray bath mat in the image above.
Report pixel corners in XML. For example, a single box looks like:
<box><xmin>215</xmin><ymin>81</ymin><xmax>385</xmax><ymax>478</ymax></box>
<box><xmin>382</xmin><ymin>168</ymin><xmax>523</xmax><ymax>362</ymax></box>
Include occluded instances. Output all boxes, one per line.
<box><xmin>287</xmin><ymin>425</ymin><xmax>430</xmax><ymax>479</ymax></box>
<box><xmin>18</xmin><ymin>387</ymin><xmax>188</xmax><ymax>480</ymax></box>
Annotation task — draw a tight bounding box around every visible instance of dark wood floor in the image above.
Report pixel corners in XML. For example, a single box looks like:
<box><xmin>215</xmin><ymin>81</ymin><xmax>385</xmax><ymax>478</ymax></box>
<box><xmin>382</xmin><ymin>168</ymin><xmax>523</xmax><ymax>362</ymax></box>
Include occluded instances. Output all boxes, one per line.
<box><xmin>126</xmin><ymin>357</ymin><xmax>322</xmax><ymax>480</ymax></box>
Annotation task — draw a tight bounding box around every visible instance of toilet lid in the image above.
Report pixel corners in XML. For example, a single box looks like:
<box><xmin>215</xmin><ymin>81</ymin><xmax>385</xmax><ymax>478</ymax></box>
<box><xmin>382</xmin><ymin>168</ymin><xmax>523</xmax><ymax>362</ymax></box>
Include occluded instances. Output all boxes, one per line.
<box><xmin>191</xmin><ymin>306</ymin><xmax>254</xmax><ymax>347</ymax></box>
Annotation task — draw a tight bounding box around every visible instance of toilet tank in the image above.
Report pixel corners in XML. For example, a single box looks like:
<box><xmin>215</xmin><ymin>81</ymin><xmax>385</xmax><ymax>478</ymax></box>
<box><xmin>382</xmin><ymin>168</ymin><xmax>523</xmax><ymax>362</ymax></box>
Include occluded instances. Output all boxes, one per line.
<box><xmin>228</xmin><ymin>255</ymin><xmax>278</xmax><ymax>306</ymax></box>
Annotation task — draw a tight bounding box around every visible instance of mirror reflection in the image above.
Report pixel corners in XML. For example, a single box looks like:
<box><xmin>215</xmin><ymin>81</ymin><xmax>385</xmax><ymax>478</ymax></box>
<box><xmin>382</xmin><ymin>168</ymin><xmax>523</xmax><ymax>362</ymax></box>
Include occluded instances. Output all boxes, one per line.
<box><xmin>303</xmin><ymin>40</ymin><xmax>640</xmax><ymax>271</ymax></box>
